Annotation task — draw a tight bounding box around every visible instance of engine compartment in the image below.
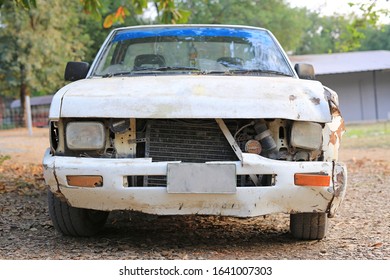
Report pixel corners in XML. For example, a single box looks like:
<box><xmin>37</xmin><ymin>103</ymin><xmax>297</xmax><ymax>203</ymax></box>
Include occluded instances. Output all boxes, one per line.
<box><xmin>50</xmin><ymin>118</ymin><xmax>324</xmax><ymax>163</ymax></box>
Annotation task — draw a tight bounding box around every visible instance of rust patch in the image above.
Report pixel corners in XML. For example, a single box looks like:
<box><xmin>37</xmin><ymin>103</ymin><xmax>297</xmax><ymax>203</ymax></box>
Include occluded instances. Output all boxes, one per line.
<box><xmin>310</xmin><ymin>97</ymin><xmax>321</xmax><ymax>105</ymax></box>
<box><xmin>329</xmin><ymin>118</ymin><xmax>345</xmax><ymax>145</ymax></box>
<box><xmin>336</xmin><ymin>119</ymin><xmax>345</xmax><ymax>141</ymax></box>
<box><xmin>329</xmin><ymin>100</ymin><xmax>342</xmax><ymax>117</ymax></box>
<box><xmin>289</xmin><ymin>95</ymin><xmax>297</xmax><ymax>102</ymax></box>
<box><xmin>331</xmin><ymin>105</ymin><xmax>341</xmax><ymax>116</ymax></box>
<box><xmin>329</xmin><ymin>131</ymin><xmax>338</xmax><ymax>145</ymax></box>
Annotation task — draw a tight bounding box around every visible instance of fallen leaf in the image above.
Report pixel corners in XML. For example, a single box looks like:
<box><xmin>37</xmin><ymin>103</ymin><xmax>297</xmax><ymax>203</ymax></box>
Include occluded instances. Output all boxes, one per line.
<box><xmin>370</xmin><ymin>242</ymin><xmax>383</xmax><ymax>248</ymax></box>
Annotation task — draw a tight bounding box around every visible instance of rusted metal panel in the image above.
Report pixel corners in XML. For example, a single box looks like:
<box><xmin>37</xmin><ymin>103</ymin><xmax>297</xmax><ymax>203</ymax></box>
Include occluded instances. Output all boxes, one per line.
<box><xmin>322</xmin><ymin>112</ymin><xmax>345</xmax><ymax>161</ymax></box>
<box><xmin>52</xmin><ymin>76</ymin><xmax>332</xmax><ymax>122</ymax></box>
<box><xmin>114</xmin><ymin>118</ymin><xmax>136</xmax><ymax>157</ymax></box>
<box><xmin>321</xmin><ymin>86</ymin><xmax>346</xmax><ymax>161</ymax></box>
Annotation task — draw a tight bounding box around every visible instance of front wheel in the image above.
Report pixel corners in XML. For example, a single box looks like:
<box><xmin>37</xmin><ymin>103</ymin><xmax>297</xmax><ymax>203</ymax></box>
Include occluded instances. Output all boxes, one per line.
<box><xmin>290</xmin><ymin>213</ymin><xmax>328</xmax><ymax>240</ymax></box>
<box><xmin>47</xmin><ymin>190</ymin><xmax>109</xmax><ymax>237</ymax></box>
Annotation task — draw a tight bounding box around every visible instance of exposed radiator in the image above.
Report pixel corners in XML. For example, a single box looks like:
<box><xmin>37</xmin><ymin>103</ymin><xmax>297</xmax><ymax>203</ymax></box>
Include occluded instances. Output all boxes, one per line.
<box><xmin>145</xmin><ymin>119</ymin><xmax>239</xmax><ymax>186</ymax></box>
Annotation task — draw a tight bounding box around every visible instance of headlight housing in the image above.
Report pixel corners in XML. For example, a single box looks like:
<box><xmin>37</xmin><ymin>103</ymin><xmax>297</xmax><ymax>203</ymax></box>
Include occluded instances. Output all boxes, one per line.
<box><xmin>291</xmin><ymin>121</ymin><xmax>322</xmax><ymax>150</ymax></box>
<box><xmin>66</xmin><ymin>122</ymin><xmax>105</xmax><ymax>150</ymax></box>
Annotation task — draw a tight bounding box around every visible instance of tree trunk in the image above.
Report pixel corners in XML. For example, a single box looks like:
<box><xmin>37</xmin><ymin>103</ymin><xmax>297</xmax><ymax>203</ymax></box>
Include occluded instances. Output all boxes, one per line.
<box><xmin>20</xmin><ymin>64</ymin><xmax>30</xmax><ymax>127</ymax></box>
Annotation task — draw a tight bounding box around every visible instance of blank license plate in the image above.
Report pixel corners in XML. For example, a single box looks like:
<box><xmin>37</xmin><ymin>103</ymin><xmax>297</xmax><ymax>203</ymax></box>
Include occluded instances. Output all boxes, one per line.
<box><xmin>167</xmin><ymin>163</ymin><xmax>236</xmax><ymax>194</ymax></box>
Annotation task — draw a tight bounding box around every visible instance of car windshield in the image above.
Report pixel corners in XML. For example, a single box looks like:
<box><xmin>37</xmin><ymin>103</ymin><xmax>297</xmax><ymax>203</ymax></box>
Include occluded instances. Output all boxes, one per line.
<box><xmin>92</xmin><ymin>26</ymin><xmax>294</xmax><ymax>77</ymax></box>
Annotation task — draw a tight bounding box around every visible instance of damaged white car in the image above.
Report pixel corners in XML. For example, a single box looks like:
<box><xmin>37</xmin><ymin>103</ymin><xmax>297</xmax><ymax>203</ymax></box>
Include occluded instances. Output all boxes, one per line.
<box><xmin>43</xmin><ymin>25</ymin><xmax>347</xmax><ymax>239</ymax></box>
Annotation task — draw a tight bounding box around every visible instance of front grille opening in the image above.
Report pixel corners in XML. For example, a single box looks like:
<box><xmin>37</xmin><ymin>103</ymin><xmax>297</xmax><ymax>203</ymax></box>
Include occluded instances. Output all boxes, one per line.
<box><xmin>145</xmin><ymin>119</ymin><xmax>239</xmax><ymax>163</ymax></box>
<box><xmin>125</xmin><ymin>174</ymin><xmax>275</xmax><ymax>187</ymax></box>
<box><xmin>124</xmin><ymin>176</ymin><xmax>145</xmax><ymax>187</ymax></box>
<box><xmin>124</xmin><ymin>175</ymin><xmax>167</xmax><ymax>187</ymax></box>
<box><xmin>239</xmin><ymin>174</ymin><xmax>276</xmax><ymax>187</ymax></box>
<box><xmin>124</xmin><ymin>119</ymin><xmax>276</xmax><ymax>188</ymax></box>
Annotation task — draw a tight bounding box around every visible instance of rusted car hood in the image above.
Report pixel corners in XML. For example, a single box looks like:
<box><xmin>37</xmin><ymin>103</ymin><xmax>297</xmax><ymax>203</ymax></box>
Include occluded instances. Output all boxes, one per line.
<box><xmin>50</xmin><ymin>75</ymin><xmax>331</xmax><ymax>122</ymax></box>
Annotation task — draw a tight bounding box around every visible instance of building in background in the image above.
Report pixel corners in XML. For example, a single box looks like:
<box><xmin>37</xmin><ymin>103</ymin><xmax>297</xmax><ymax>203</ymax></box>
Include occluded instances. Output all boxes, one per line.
<box><xmin>0</xmin><ymin>96</ymin><xmax>23</xmax><ymax>129</ymax></box>
<box><xmin>10</xmin><ymin>95</ymin><xmax>53</xmax><ymax>127</ymax></box>
<box><xmin>0</xmin><ymin>95</ymin><xmax>53</xmax><ymax>129</ymax></box>
<box><xmin>290</xmin><ymin>50</ymin><xmax>390</xmax><ymax>123</ymax></box>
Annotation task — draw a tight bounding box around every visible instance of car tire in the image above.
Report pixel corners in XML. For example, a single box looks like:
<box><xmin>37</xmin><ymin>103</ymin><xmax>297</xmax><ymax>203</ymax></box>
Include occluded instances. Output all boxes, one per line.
<box><xmin>47</xmin><ymin>190</ymin><xmax>109</xmax><ymax>237</ymax></box>
<box><xmin>290</xmin><ymin>212</ymin><xmax>328</xmax><ymax>240</ymax></box>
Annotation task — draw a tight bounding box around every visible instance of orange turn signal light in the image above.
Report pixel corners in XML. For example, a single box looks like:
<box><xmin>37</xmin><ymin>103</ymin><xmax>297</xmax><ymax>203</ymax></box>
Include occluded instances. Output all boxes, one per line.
<box><xmin>66</xmin><ymin>175</ymin><xmax>103</xmax><ymax>188</ymax></box>
<box><xmin>294</xmin><ymin>173</ymin><xmax>330</xmax><ymax>187</ymax></box>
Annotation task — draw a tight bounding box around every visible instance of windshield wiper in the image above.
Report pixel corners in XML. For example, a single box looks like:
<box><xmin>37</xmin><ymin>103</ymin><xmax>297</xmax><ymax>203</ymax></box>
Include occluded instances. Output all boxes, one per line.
<box><xmin>101</xmin><ymin>71</ymin><xmax>133</xmax><ymax>78</ymax></box>
<box><xmin>101</xmin><ymin>66</ymin><xmax>201</xmax><ymax>77</ymax></box>
<box><xmin>101</xmin><ymin>68</ymin><xmax>291</xmax><ymax>77</ymax></box>
<box><xmin>151</xmin><ymin>66</ymin><xmax>201</xmax><ymax>72</ymax></box>
<box><xmin>227</xmin><ymin>69</ymin><xmax>293</xmax><ymax>77</ymax></box>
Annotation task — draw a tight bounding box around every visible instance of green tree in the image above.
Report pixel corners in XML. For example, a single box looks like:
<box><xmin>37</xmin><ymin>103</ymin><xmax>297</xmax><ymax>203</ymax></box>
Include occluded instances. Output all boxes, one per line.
<box><xmin>295</xmin><ymin>13</ymin><xmax>349</xmax><ymax>54</ymax></box>
<box><xmin>0</xmin><ymin>0</ymin><xmax>36</xmax><ymax>10</ymax></box>
<box><xmin>359</xmin><ymin>24</ymin><xmax>390</xmax><ymax>51</ymax></box>
<box><xmin>80</xmin><ymin>0</ymin><xmax>165</xmax><ymax>63</ymax></box>
<box><xmin>177</xmin><ymin>0</ymin><xmax>309</xmax><ymax>53</ymax></box>
<box><xmin>81</xmin><ymin>0</ymin><xmax>190</xmax><ymax>27</ymax></box>
<box><xmin>0</xmin><ymin>0</ymin><xmax>91</xmax><ymax>116</ymax></box>
<box><xmin>295</xmin><ymin>0</ymin><xmax>389</xmax><ymax>54</ymax></box>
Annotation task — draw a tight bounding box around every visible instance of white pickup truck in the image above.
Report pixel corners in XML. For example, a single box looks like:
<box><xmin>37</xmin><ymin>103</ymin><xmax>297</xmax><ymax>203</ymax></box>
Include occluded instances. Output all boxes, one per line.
<box><xmin>43</xmin><ymin>24</ymin><xmax>347</xmax><ymax>239</ymax></box>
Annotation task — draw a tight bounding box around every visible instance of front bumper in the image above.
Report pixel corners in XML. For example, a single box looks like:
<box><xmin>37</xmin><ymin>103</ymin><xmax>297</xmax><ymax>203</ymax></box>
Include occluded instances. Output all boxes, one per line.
<box><xmin>43</xmin><ymin>149</ymin><xmax>347</xmax><ymax>217</ymax></box>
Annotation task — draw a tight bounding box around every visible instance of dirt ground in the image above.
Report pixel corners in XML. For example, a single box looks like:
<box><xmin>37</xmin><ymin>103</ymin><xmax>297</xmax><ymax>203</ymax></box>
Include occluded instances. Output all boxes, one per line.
<box><xmin>0</xmin><ymin>127</ymin><xmax>389</xmax><ymax>260</ymax></box>
<box><xmin>0</xmin><ymin>128</ymin><xmax>49</xmax><ymax>165</ymax></box>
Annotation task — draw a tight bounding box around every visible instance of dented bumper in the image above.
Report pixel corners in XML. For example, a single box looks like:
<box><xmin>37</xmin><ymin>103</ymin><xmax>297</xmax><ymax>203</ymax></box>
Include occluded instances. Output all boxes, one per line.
<box><xmin>43</xmin><ymin>149</ymin><xmax>347</xmax><ymax>217</ymax></box>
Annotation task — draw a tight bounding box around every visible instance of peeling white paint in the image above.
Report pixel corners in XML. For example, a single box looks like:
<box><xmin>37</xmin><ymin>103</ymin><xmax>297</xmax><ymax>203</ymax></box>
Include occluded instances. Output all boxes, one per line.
<box><xmin>49</xmin><ymin>75</ymin><xmax>331</xmax><ymax>122</ymax></box>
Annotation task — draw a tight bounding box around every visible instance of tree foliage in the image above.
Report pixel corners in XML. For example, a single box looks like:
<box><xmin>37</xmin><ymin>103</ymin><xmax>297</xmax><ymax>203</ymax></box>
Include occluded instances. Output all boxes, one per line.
<box><xmin>1</xmin><ymin>0</ymin><xmax>388</xmax><ymax>107</ymax></box>
<box><xmin>179</xmin><ymin>0</ymin><xmax>309</xmax><ymax>53</ymax></box>
<box><xmin>296</xmin><ymin>13</ymin><xmax>349</xmax><ymax>54</ymax></box>
<box><xmin>0</xmin><ymin>0</ymin><xmax>91</xmax><ymax>110</ymax></box>
<box><xmin>81</xmin><ymin>0</ymin><xmax>190</xmax><ymax>27</ymax></box>
<box><xmin>296</xmin><ymin>0</ymin><xmax>389</xmax><ymax>54</ymax></box>
<box><xmin>359</xmin><ymin>24</ymin><xmax>390</xmax><ymax>51</ymax></box>
<box><xmin>335</xmin><ymin>1</ymin><xmax>388</xmax><ymax>52</ymax></box>
<box><xmin>0</xmin><ymin>0</ymin><xmax>36</xmax><ymax>10</ymax></box>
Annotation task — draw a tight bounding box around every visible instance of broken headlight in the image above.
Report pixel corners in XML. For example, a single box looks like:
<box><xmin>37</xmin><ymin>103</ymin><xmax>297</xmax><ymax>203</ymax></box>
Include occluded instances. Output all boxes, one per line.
<box><xmin>66</xmin><ymin>122</ymin><xmax>105</xmax><ymax>150</ymax></box>
<box><xmin>290</xmin><ymin>121</ymin><xmax>322</xmax><ymax>150</ymax></box>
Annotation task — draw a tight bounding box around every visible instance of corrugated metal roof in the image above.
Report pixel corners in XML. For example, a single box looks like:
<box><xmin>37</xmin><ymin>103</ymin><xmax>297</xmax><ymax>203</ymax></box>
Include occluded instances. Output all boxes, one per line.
<box><xmin>290</xmin><ymin>50</ymin><xmax>390</xmax><ymax>75</ymax></box>
<box><xmin>10</xmin><ymin>95</ymin><xmax>53</xmax><ymax>109</ymax></box>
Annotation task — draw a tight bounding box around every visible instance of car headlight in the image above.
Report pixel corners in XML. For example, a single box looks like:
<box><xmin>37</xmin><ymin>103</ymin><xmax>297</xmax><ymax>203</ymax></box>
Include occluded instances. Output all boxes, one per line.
<box><xmin>291</xmin><ymin>121</ymin><xmax>322</xmax><ymax>150</ymax></box>
<box><xmin>66</xmin><ymin>122</ymin><xmax>105</xmax><ymax>150</ymax></box>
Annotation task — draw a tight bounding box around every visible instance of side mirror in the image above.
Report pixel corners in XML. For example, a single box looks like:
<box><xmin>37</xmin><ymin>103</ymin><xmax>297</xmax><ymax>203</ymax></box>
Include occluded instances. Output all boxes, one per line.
<box><xmin>294</xmin><ymin>63</ymin><xmax>316</xmax><ymax>80</ymax></box>
<box><xmin>64</xmin><ymin>62</ymin><xmax>90</xmax><ymax>81</ymax></box>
